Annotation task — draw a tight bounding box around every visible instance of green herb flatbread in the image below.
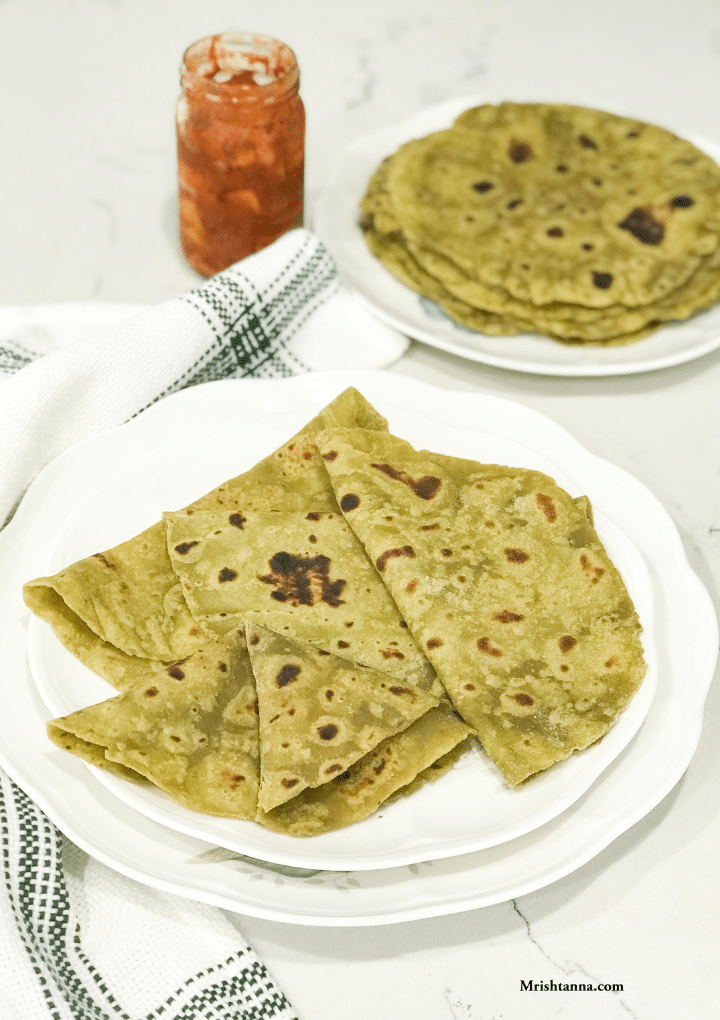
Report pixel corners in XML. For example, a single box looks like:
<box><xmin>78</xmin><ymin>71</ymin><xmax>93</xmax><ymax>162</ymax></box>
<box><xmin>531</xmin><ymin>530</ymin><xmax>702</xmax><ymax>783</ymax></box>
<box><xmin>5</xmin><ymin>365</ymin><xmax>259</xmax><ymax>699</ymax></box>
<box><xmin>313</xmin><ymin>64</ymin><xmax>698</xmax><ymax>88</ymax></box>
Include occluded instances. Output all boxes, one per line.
<box><xmin>316</xmin><ymin>426</ymin><xmax>647</xmax><ymax>786</ymax></box>
<box><xmin>360</xmin><ymin>102</ymin><xmax>720</xmax><ymax>343</ymax></box>
<box><xmin>257</xmin><ymin>702</ymin><xmax>473</xmax><ymax>837</ymax></box>
<box><xmin>164</xmin><ymin>507</ymin><xmax>439</xmax><ymax>694</ymax></box>
<box><xmin>23</xmin><ymin>388</ymin><xmax>393</xmax><ymax>692</ymax></box>
<box><xmin>389</xmin><ymin>102</ymin><xmax>720</xmax><ymax>309</ymax></box>
<box><xmin>246</xmin><ymin>622</ymin><xmax>440</xmax><ymax>812</ymax></box>
<box><xmin>47</xmin><ymin>629</ymin><xmax>260</xmax><ymax>818</ymax></box>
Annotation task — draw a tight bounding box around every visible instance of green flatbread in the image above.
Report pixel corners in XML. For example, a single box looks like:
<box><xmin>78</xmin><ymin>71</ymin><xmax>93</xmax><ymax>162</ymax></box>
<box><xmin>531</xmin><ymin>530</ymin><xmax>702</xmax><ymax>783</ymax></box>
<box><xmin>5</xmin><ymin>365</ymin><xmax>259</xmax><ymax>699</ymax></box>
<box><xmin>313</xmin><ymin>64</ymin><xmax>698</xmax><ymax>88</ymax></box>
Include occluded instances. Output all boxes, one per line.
<box><xmin>363</xmin><ymin>225</ymin><xmax>531</xmax><ymax>336</ymax></box>
<box><xmin>257</xmin><ymin>703</ymin><xmax>473</xmax><ymax>836</ymax></box>
<box><xmin>389</xmin><ymin>102</ymin><xmax>720</xmax><ymax>309</ymax></box>
<box><xmin>360</xmin><ymin>102</ymin><xmax>720</xmax><ymax>343</ymax></box>
<box><xmin>316</xmin><ymin>426</ymin><xmax>647</xmax><ymax>786</ymax></box>
<box><xmin>164</xmin><ymin>507</ymin><xmax>439</xmax><ymax>694</ymax></box>
<box><xmin>359</xmin><ymin>155</ymin><xmax>404</xmax><ymax>236</ymax></box>
<box><xmin>23</xmin><ymin>388</ymin><xmax>392</xmax><ymax>692</ymax></box>
<box><xmin>246</xmin><ymin>622</ymin><xmax>440</xmax><ymax>812</ymax></box>
<box><xmin>407</xmin><ymin>233</ymin><xmax>720</xmax><ymax>342</ymax></box>
<box><xmin>47</xmin><ymin>629</ymin><xmax>260</xmax><ymax>818</ymax></box>
<box><xmin>364</xmin><ymin>222</ymin><xmax>667</xmax><ymax>344</ymax></box>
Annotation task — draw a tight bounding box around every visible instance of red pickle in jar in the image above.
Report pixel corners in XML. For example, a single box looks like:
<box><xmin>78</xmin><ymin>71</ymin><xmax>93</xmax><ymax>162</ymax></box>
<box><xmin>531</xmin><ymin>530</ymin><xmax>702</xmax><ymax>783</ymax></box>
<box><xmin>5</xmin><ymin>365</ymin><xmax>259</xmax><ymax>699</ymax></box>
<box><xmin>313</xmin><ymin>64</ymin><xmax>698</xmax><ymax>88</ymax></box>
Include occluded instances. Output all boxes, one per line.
<box><xmin>176</xmin><ymin>32</ymin><xmax>305</xmax><ymax>277</ymax></box>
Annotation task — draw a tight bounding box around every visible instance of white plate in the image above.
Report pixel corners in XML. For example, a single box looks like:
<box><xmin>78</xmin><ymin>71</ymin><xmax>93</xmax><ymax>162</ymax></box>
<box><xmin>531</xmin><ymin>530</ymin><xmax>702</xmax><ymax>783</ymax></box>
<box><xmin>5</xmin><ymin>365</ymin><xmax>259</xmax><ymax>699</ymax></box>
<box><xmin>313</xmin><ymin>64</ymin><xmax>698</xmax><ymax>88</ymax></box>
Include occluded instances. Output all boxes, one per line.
<box><xmin>314</xmin><ymin>96</ymin><xmax>720</xmax><ymax>376</ymax></box>
<box><xmin>0</xmin><ymin>372</ymin><xmax>715</xmax><ymax>924</ymax></box>
<box><xmin>26</xmin><ymin>403</ymin><xmax>657</xmax><ymax>872</ymax></box>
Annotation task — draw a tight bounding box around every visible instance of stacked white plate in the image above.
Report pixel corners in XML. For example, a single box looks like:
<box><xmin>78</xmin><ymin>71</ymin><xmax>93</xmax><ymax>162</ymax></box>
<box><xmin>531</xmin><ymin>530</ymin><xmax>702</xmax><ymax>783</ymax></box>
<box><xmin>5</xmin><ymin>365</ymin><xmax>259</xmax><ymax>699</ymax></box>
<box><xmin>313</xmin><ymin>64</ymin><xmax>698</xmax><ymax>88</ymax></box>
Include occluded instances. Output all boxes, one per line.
<box><xmin>0</xmin><ymin>372</ymin><xmax>715</xmax><ymax>925</ymax></box>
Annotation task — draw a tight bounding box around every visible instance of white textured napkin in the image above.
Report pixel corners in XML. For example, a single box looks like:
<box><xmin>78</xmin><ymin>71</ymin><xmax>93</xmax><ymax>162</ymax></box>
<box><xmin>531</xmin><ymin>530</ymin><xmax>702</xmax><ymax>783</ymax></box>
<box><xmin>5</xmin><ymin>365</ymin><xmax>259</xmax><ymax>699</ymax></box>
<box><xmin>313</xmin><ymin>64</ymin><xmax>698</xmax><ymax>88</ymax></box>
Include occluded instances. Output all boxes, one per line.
<box><xmin>0</xmin><ymin>227</ymin><xmax>407</xmax><ymax>527</ymax></box>
<box><xmin>0</xmin><ymin>773</ymin><xmax>298</xmax><ymax>1020</ymax></box>
<box><xmin>0</xmin><ymin>228</ymin><xmax>408</xmax><ymax>1019</ymax></box>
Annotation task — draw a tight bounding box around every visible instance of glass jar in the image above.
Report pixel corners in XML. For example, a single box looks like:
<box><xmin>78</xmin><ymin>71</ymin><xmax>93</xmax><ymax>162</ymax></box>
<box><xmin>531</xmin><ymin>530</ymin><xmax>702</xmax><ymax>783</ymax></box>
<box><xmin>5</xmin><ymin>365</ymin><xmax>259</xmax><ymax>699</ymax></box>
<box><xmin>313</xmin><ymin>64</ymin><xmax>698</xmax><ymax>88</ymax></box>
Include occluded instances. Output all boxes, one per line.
<box><xmin>176</xmin><ymin>32</ymin><xmax>305</xmax><ymax>277</ymax></box>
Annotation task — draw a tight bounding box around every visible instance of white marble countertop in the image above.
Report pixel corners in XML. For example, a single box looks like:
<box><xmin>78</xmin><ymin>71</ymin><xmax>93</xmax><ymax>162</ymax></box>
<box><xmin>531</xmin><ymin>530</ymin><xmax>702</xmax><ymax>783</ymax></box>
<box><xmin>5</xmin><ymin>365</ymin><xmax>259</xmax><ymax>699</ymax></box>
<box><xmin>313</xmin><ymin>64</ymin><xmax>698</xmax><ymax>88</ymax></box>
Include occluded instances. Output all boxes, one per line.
<box><xmin>2</xmin><ymin>1</ymin><xmax>720</xmax><ymax>1017</ymax></box>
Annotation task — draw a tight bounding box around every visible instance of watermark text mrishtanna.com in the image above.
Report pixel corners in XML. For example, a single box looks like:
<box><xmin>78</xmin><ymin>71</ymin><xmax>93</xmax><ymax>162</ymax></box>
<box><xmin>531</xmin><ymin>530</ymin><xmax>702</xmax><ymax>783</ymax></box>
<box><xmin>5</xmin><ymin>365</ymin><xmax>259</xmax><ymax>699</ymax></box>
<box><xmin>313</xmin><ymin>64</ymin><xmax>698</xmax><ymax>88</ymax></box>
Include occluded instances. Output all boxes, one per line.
<box><xmin>521</xmin><ymin>979</ymin><xmax>624</xmax><ymax>992</ymax></box>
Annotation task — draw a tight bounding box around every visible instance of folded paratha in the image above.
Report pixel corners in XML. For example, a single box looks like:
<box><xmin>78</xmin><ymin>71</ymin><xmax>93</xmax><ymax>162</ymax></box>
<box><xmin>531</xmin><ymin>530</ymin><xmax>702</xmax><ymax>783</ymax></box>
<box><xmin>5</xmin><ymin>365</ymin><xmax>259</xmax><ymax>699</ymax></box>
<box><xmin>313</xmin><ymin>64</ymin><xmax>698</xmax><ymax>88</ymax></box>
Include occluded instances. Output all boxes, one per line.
<box><xmin>246</xmin><ymin>622</ymin><xmax>440</xmax><ymax>812</ymax></box>
<box><xmin>47</xmin><ymin>619</ymin><xmax>470</xmax><ymax>835</ymax></box>
<box><xmin>47</xmin><ymin>628</ymin><xmax>261</xmax><ymax>818</ymax></box>
<box><xmin>23</xmin><ymin>388</ymin><xmax>394</xmax><ymax>693</ymax></box>
<box><xmin>257</xmin><ymin>701</ymin><xmax>473</xmax><ymax>837</ymax></box>
<box><xmin>316</xmin><ymin>426</ymin><xmax>647</xmax><ymax>786</ymax></box>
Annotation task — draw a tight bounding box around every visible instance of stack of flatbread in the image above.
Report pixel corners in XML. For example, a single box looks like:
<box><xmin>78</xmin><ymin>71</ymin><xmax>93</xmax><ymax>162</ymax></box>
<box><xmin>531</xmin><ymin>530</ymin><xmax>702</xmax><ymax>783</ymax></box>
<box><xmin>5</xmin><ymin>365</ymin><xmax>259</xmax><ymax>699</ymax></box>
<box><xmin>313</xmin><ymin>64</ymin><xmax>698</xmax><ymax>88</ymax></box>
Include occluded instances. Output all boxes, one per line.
<box><xmin>24</xmin><ymin>387</ymin><xmax>647</xmax><ymax>836</ymax></box>
<box><xmin>360</xmin><ymin>101</ymin><xmax>720</xmax><ymax>345</ymax></box>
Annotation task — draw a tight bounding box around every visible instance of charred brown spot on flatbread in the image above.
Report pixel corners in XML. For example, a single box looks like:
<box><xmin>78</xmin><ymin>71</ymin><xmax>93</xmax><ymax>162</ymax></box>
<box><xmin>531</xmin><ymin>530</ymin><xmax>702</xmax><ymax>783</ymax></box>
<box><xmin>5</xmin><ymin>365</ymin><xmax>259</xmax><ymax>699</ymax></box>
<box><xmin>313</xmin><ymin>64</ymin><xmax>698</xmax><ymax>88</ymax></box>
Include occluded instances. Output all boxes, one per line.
<box><xmin>559</xmin><ymin>635</ymin><xmax>577</xmax><ymax>653</ymax></box>
<box><xmin>513</xmin><ymin>693</ymin><xmax>534</xmax><ymax>706</ymax></box>
<box><xmin>592</xmin><ymin>271</ymin><xmax>613</xmax><ymax>289</ymax></box>
<box><xmin>371</xmin><ymin>463</ymin><xmax>442</xmax><ymax>500</ymax></box>
<box><xmin>222</xmin><ymin>770</ymin><xmax>247</xmax><ymax>787</ymax></box>
<box><xmin>340</xmin><ymin>493</ymin><xmax>360</xmax><ymax>512</ymax></box>
<box><xmin>477</xmin><ymin>638</ymin><xmax>503</xmax><ymax>657</ymax></box>
<box><xmin>388</xmin><ymin>685</ymin><xmax>414</xmax><ymax>697</ymax></box>
<box><xmin>495</xmin><ymin>610</ymin><xmax>524</xmax><ymax>623</ymax></box>
<box><xmin>377</xmin><ymin>545</ymin><xmax>416</xmax><ymax>572</ymax></box>
<box><xmin>174</xmin><ymin>541</ymin><xmax>199</xmax><ymax>555</ymax></box>
<box><xmin>92</xmin><ymin>553</ymin><xmax>116</xmax><ymax>569</ymax></box>
<box><xmin>276</xmin><ymin>664</ymin><xmax>301</xmax><ymax>687</ymax></box>
<box><xmin>509</xmin><ymin>140</ymin><xmax>533</xmax><ymax>162</ymax></box>
<box><xmin>229</xmin><ymin>513</ymin><xmax>246</xmax><ymax>529</ymax></box>
<box><xmin>536</xmin><ymin>494</ymin><xmax>557</xmax><ymax>522</ymax></box>
<box><xmin>580</xmin><ymin>554</ymin><xmax>606</xmax><ymax>583</ymax></box>
<box><xmin>505</xmin><ymin>548</ymin><xmax>530</xmax><ymax>563</ymax></box>
<box><xmin>260</xmin><ymin>551</ymin><xmax>346</xmax><ymax>607</ymax></box>
<box><xmin>618</xmin><ymin>206</ymin><xmax>665</xmax><ymax>245</ymax></box>
<box><xmin>318</xmin><ymin>723</ymin><xmax>339</xmax><ymax>740</ymax></box>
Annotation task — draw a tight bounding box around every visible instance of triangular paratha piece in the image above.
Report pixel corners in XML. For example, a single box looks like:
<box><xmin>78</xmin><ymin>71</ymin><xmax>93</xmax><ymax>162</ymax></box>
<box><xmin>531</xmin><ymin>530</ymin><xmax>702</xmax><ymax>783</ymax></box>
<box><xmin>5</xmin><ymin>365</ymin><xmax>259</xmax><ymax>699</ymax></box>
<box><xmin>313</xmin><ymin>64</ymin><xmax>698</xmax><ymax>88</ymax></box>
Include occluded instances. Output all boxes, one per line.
<box><xmin>245</xmin><ymin>622</ymin><xmax>440</xmax><ymax>812</ymax></box>
<box><xmin>47</xmin><ymin>628</ymin><xmax>260</xmax><ymax>819</ymax></box>
<box><xmin>257</xmin><ymin>702</ymin><xmax>472</xmax><ymax>837</ymax></box>
<box><xmin>316</xmin><ymin>426</ymin><xmax>647</xmax><ymax>786</ymax></box>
